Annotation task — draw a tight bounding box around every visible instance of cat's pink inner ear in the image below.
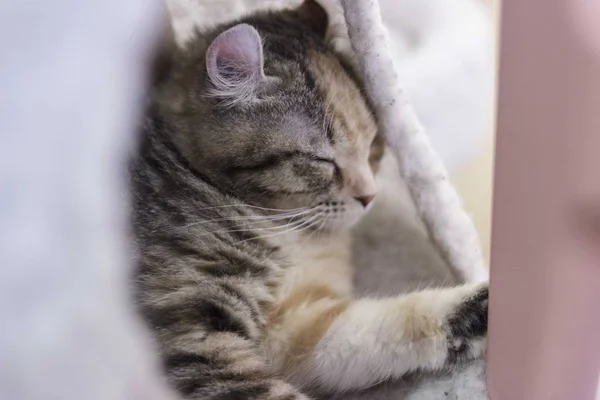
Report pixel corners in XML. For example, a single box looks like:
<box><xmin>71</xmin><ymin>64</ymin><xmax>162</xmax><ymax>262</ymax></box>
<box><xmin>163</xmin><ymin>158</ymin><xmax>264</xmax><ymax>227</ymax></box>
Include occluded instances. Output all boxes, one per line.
<box><xmin>206</xmin><ymin>24</ymin><xmax>264</xmax><ymax>85</ymax></box>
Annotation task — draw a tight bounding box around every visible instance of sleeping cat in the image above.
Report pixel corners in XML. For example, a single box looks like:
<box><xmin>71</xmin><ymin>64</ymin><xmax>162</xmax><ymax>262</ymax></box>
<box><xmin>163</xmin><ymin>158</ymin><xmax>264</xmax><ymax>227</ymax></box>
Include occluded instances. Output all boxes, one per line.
<box><xmin>131</xmin><ymin>1</ymin><xmax>488</xmax><ymax>398</ymax></box>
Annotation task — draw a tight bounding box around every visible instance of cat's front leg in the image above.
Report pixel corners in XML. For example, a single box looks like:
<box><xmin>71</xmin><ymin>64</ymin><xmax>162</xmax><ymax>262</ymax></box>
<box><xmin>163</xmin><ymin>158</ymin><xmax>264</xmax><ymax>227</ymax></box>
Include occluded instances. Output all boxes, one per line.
<box><xmin>264</xmin><ymin>283</ymin><xmax>488</xmax><ymax>394</ymax></box>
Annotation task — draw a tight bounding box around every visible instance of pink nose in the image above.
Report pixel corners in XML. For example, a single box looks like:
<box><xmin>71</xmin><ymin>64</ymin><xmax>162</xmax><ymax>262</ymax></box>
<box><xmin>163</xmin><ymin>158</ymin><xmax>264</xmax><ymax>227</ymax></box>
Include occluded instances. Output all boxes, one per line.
<box><xmin>354</xmin><ymin>194</ymin><xmax>376</xmax><ymax>207</ymax></box>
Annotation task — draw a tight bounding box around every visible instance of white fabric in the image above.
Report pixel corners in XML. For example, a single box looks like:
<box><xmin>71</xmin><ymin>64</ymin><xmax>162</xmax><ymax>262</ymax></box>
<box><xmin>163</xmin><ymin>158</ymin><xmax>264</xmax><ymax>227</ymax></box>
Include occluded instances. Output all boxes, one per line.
<box><xmin>381</xmin><ymin>0</ymin><xmax>494</xmax><ymax>170</ymax></box>
<box><xmin>0</xmin><ymin>1</ymin><xmax>175</xmax><ymax>399</ymax></box>
<box><xmin>341</xmin><ymin>0</ymin><xmax>488</xmax><ymax>284</ymax></box>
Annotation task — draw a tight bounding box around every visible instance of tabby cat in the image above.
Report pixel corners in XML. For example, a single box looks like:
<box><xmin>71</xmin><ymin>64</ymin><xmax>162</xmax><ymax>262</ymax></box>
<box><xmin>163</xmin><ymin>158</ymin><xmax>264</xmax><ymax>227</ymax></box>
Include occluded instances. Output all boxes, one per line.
<box><xmin>131</xmin><ymin>1</ymin><xmax>488</xmax><ymax>398</ymax></box>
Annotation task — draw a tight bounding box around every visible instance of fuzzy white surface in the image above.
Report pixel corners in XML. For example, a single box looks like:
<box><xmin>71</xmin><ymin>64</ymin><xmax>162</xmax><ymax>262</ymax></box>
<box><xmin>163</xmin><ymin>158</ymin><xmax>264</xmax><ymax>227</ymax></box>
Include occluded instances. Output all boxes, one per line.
<box><xmin>341</xmin><ymin>0</ymin><xmax>487</xmax><ymax>285</ymax></box>
<box><xmin>0</xmin><ymin>1</ymin><xmax>176</xmax><ymax>399</ymax></box>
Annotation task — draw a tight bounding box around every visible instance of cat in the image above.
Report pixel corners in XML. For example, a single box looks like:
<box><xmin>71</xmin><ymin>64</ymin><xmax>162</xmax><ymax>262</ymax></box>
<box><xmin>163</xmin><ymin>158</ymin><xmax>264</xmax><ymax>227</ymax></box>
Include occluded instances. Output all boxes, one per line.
<box><xmin>130</xmin><ymin>1</ymin><xmax>489</xmax><ymax>398</ymax></box>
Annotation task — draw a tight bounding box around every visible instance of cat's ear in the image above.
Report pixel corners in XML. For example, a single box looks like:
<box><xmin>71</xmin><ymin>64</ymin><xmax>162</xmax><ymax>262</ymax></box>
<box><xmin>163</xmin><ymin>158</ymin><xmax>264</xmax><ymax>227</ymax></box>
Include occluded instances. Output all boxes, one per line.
<box><xmin>205</xmin><ymin>24</ymin><xmax>265</xmax><ymax>105</ymax></box>
<box><xmin>297</xmin><ymin>0</ymin><xmax>329</xmax><ymax>38</ymax></box>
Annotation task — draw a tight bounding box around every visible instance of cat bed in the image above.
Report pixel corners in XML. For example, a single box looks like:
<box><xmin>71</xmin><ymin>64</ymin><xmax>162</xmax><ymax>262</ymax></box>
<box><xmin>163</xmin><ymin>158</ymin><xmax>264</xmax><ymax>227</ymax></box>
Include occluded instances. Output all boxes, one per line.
<box><xmin>167</xmin><ymin>0</ymin><xmax>490</xmax><ymax>398</ymax></box>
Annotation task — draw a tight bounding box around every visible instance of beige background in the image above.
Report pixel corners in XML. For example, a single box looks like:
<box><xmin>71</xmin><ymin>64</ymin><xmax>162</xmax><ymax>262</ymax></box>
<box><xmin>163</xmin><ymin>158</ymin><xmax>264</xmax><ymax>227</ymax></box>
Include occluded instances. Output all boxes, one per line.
<box><xmin>452</xmin><ymin>0</ymin><xmax>499</xmax><ymax>266</ymax></box>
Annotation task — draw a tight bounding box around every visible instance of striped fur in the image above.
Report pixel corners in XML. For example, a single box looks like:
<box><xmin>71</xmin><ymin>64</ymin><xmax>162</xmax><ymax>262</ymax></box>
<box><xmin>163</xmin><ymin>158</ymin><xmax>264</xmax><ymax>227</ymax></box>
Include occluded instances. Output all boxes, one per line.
<box><xmin>131</xmin><ymin>2</ymin><xmax>488</xmax><ymax>399</ymax></box>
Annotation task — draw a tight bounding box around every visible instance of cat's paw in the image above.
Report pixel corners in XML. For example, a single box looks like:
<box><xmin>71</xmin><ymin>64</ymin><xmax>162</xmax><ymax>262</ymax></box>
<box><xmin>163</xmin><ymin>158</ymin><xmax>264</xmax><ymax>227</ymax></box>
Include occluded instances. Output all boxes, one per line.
<box><xmin>444</xmin><ymin>284</ymin><xmax>488</xmax><ymax>364</ymax></box>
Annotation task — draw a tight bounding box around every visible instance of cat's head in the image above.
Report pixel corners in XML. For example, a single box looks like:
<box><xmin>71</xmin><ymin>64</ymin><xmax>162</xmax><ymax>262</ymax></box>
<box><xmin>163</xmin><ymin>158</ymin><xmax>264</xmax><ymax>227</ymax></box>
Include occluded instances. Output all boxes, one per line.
<box><xmin>157</xmin><ymin>0</ymin><xmax>384</xmax><ymax>231</ymax></box>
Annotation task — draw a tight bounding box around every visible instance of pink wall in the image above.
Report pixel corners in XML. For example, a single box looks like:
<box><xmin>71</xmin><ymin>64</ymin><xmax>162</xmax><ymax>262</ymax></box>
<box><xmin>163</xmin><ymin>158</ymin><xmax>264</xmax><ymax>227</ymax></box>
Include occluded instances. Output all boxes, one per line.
<box><xmin>487</xmin><ymin>0</ymin><xmax>600</xmax><ymax>398</ymax></box>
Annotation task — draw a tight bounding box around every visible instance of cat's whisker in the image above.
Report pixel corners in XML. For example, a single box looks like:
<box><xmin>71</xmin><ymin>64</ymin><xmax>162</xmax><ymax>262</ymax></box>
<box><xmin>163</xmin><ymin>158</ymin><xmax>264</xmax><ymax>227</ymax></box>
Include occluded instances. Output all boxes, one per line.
<box><xmin>233</xmin><ymin>212</ymin><xmax>313</xmax><ymax>224</ymax></box>
<box><xmin>194</xmin><ymin>211</ymin><xmax>320</xmax><ymax>237</ymax></box>
<box><xmin>315</xmin><ymin>213</ymin><xmax>329</xmax><ymax>234</ymax></box>
<box><xmin>303</xmin><ymin>213</ymin><xmax>329</xmax><ymax>244</ymax></box>
<box><xmin>181</xmin><ymin>207</ymin><xmax>320</xmax><ymax>229</ymax></box>
<box><xmin>271</xmin><ymin>212</ymin><xmax>324</xmax><ymax>236</ymax></box>
<box><xmin>269</xmin><ymin>212</ymin><xmax>314</xmax><ymax>239</ymax></box>
<box><xmin>287</xmin><ymin>212</ymin><xmax>323</xmax><ymax>234</ymax></box>
<box><xmin>235</xmin><ymin>211</ymin><xmax>325</xmax><ymax>244</ymax></box>
<box><xmin>290</xmin><ymin>212</ymin><xmax>326</xmax><ymax>236</ymax></box>
<box><xmin>194</xmin><ymin>204</ymin><xmax>310</xmax><ymax>213</ymax></box>
<box><xmin>302</xmin><ymin>222</ymin><xmax>320</xmax><ymax>244</ymax></box>
<box><xmin>292</xmin><ymin>218</ymin><xmax>325</xmax><ymax>239</ymax></box>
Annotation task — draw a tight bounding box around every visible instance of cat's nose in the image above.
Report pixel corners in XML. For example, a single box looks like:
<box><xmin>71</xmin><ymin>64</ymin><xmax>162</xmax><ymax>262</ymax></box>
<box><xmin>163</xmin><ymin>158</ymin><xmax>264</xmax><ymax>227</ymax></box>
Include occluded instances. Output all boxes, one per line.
<box><xmin>354</xmin><ymin>194</ymin><xmax>376</xmax><ymax>207</ymax></box>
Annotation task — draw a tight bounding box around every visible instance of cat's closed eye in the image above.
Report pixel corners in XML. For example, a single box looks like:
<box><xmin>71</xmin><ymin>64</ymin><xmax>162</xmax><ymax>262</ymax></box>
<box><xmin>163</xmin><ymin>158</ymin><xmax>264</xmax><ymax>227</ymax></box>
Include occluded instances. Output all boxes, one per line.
<box><xmin>310</xmin><ymin>157</ymin><xmax>335</xmax><ymax>165</ymax></box>
<box><xmin>308</xmin><ymin>156</ymin><xmax>337</xmax><ymax>174</ymax></box>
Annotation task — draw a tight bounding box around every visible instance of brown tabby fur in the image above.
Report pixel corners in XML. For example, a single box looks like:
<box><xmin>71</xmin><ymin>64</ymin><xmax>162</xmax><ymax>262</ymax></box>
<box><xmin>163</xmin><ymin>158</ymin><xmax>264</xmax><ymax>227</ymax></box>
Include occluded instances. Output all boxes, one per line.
<box><xmin>131</xmin><ymin>2</ymin><xmax>488</xmax><ymax>399</ymax></box>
